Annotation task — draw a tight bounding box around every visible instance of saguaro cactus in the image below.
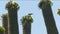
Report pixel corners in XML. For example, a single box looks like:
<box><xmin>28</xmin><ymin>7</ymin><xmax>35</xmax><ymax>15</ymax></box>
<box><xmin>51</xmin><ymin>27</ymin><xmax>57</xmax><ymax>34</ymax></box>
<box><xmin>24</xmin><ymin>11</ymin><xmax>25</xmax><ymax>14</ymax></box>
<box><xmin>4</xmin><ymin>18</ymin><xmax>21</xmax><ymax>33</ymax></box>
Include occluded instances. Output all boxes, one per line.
<box><xmin>38</xmin><ymin>0</ymin><xmax>59</xmax><ymax>34</ymax></box>
<box><xmin>5</xmin><ymin>0</ymin><xmax>19</xmax><ymax>34</ymax></box>
<box><xmin>2</xmin><ymin>14</ymin><xmax>8</xmax><ymax>34</ymax></box>
<box><xmin>21</xmin><ymin>14</ymin><xmax>33</xmax><ymax>34</ymax></box>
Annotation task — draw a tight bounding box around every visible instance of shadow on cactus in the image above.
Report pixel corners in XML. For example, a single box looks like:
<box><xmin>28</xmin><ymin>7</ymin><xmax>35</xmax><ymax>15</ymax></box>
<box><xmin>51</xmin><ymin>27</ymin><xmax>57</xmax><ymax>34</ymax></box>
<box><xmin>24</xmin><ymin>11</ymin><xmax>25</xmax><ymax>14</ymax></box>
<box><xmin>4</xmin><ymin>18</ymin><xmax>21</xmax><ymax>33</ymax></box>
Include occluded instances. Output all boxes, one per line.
<box><xmin>6</xmin><ymin>1</ymin><xmax>19</xmax><ymax>10</ymax></box>
<box><xmin>0</xmin><ymin>26</ymin><xmax>5</xmax><ymax>32</ymax></box>
<box><xmin>21</xmin><ymin>14</ymin><xmax>33</xmax><ymax>25</ymax></box>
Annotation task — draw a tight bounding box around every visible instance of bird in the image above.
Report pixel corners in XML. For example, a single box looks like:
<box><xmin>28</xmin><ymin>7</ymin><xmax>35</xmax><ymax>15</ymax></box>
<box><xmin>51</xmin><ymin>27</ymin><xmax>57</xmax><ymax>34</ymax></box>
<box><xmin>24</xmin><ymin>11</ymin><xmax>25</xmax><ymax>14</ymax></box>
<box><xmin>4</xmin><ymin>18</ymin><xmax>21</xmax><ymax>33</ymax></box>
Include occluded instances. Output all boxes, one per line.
<box><xmin>28</xmin><ymin>13</ymin><xmax>33</xmax><ymax>15</ymax></box>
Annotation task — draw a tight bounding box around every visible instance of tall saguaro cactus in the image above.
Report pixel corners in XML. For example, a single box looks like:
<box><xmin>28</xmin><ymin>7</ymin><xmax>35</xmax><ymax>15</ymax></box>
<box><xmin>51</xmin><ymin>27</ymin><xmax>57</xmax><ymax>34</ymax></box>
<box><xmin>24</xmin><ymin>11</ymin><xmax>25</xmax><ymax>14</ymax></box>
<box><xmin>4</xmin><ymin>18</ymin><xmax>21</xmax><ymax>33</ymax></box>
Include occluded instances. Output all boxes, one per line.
<box><xmin>21</xmin><ymin>14</ymin><xmax>33</xmax><ymax>34</ymax></box>
<box><xmin>2</xmin><ymin>14</ymin><xmax>8</xmax><ymax>34</ymax></box>
<box><xmin>38</xmin><ymin>0</ymin><xmax>59</xmax><ymax>34</ymax></box>
<box><xmin>5</xmin><ymin>0</ymin><xmax>19</xmax><ymax>34</ymax></box>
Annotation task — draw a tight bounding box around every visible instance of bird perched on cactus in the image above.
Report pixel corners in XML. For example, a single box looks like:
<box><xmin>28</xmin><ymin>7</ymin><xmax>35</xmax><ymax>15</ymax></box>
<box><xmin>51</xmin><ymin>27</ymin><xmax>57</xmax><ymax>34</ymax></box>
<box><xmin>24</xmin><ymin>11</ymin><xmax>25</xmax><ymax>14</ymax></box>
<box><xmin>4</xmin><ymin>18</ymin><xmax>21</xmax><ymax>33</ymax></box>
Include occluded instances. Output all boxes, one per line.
<box><xmin>21</xmin><ymin>13</ymin><xmax>33</xmax><ymax>34</ymax></box>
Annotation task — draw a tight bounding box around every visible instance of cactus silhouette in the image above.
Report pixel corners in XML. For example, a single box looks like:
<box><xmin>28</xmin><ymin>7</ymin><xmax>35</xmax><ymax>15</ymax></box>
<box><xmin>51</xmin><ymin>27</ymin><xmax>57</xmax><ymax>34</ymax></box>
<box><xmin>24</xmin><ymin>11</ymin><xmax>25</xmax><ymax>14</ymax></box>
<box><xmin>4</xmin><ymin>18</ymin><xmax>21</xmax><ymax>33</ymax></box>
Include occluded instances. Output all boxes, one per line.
<box><xmin>38</xmin><ymin>0</ymin><xmax>59</xmax><ymax>34</ymax></box>
<box><xmin>21</xmin><ymin>14</ymin><xmax>33</xmax><ymax>34</ymax></box>
<box><xmin>2</xmin><ymin>14</ymin><xmax>8</xmax><ymax>34</ymax></box>
<box><xmin>5</xmin><ymin>0</ymin><xmax>19</xmax><ymax>34</ymax></box>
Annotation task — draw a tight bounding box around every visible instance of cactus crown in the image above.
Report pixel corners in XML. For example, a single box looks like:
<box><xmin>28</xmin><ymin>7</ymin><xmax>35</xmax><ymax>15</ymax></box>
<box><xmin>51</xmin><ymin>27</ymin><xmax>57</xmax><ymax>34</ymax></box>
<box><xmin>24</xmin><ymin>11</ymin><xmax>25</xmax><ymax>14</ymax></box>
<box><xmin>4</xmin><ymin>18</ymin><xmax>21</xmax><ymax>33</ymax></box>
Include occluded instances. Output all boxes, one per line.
<box><xmin>2</xmin><ymin>14</ymin><xmax>8</xmax><ymax>18</ymax></box>
<box><xmin>39</xmin><ymin>0</ymin><xmax>52</xmax><ymax>9</ymax></box>
<box><xmin>6</xmin><ymin>1</ymin><xmax>19</xmax><ymax>10</ymax></box>
<box><xmin>0</xmin><ymin>26</ymin><xmax>5</xmax><ymax>32</ymax></box>
<box><xmin>21</xmin><ymin>14</ymin><xmax>33</xmax><ymax>25</ymax></box>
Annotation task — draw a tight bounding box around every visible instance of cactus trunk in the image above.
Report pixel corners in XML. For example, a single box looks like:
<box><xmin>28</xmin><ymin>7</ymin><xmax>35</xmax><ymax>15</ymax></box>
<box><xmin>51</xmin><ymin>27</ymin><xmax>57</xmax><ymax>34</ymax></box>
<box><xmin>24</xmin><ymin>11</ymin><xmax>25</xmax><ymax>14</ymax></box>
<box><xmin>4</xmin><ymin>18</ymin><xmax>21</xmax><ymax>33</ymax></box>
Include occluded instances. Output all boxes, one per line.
<box><xmin>2</xmin><ymin>14</ymin><xmax>8</xmax><ymax>34</ymax></box>
<box><xmin>23</xmin><ymin>22</ymin><xmax>31</xmax><ymax>34</ymax></box>
<box><xmin>39</xmin><ymin>1</ymin><xmax>59</xmax><ymax>34</ymax></box>
<box><xmin>8</xmin><ymin>8</ymin><xmax>19</xmax><ymax>34</ymax></box>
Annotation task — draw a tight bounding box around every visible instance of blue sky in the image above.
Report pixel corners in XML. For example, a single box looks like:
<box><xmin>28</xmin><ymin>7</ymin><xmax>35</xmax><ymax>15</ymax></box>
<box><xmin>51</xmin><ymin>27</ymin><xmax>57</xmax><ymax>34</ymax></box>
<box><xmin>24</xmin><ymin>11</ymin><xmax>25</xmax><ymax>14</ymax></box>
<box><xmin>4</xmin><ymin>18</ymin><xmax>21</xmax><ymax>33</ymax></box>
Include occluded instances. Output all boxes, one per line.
<box><xmin>0</xmin><ymin>0</ymin><xmax>60</xmax><ymax>34</ymax></box>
